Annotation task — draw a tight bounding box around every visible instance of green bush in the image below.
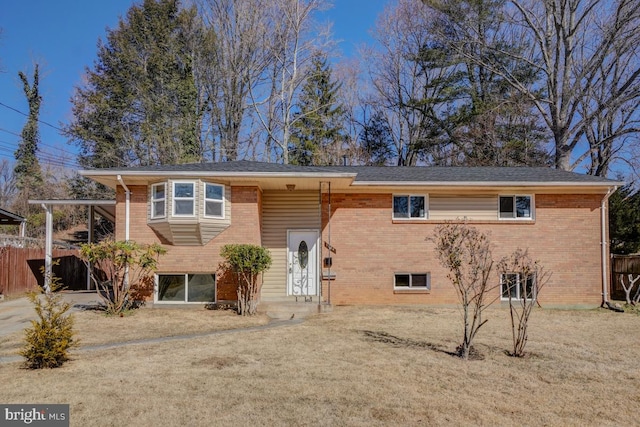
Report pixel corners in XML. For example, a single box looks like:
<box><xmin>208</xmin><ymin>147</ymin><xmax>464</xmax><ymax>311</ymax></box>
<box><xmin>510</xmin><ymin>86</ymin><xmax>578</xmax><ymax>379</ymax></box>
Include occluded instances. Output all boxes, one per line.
<box><xmin>20</xmin><ymin>272</ymin><xmax>77</xmax><ymax>369</ymax></box>
<box><xmin>220</xmin><ymin>244</ymin><xmax>272</xmax><ymax>316</ymax></box>
<box><xmin>80</xmin><ymin>239</ymin><xmax>166</xmax><ymax>315</ymax></box>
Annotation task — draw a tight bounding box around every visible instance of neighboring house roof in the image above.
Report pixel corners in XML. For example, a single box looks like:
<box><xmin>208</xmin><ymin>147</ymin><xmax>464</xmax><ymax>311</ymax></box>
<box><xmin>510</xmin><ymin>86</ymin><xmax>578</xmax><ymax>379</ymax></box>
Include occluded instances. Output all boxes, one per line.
<box><xmin>80</xmin><ymin>160</ymin><xmax>622</xmax><ymax>191</ymax></box>
<box><xmin>0</xmin><ymin>207</ymin><xmax>26</xmax><ymax>226</ymax></box>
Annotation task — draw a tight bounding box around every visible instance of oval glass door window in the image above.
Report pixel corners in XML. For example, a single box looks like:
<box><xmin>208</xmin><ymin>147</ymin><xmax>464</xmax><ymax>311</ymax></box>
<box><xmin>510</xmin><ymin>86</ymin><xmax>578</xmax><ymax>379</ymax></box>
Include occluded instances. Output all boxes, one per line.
<box><xmin>298</xmin><ymin>241</ymin><xmax>308</xmax><ymax>269</ymax></box>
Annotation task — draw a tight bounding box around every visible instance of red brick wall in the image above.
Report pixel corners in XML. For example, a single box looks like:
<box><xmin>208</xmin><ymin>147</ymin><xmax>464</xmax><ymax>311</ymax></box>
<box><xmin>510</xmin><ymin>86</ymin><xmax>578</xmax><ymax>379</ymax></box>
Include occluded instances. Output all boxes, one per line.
<box><xmin>116</xmin><ymin>185</ymin><xmax>607</xmax><ymax>306</ymax></box>
<box><xmin>115</xmin><ymin>185</ymin><xmax>262</xmax><ymax>301</ymax></box>
<box><xmin>321</xmin><ymin>193</ymin><xmax>606</xmax><ymax>306</ymax></box>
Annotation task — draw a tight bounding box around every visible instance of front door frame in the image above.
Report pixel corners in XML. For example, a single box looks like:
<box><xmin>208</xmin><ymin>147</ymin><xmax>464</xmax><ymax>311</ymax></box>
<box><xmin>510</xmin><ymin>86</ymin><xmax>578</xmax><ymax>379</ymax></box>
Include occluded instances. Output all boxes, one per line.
<box><xmin>287</xmin><ymin>229</ymin><xmax>320</xmax><ymax>297</ymax></box>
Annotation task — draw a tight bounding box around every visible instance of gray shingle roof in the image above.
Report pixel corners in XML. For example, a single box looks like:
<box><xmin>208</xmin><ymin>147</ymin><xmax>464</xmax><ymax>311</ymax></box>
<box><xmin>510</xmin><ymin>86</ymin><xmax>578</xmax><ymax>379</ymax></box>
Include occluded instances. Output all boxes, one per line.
<box><xmin>84</xmin><ymin>160</ymin><xmax>619</xmax><ymax>184</ymax></box>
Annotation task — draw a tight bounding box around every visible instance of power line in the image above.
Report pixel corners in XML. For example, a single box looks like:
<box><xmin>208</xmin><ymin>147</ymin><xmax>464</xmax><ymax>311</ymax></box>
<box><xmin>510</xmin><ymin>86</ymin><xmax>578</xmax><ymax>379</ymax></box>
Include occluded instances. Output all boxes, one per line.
<box><xmin>0</xmin><ymin>127</ymin><xmax>80</xmax><ymax>158</ymax></box>
<box><xmin>0</xmin><ymin>127</ymin><xmax>21</xmax><ymax>138</ymax></box>
<box><xmin>0</xmin><ymin>141</ymin><xmax>81</xmax><ymax>169</ymax></box>
<box><xmin>0</xmin><ymin>101</ymin><xmax>65</xmax><ymax>132</ymax></box>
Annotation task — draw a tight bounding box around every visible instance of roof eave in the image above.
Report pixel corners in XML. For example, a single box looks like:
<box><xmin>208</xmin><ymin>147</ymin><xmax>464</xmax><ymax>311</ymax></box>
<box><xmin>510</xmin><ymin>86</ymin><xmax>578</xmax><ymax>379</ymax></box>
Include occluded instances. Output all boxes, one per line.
<box><xmin>352</xmin><ymin>180</ymin><xmax>624</xmax><ymax>188</ymax></box>
<box><xmin>79</xmin><ymin>170</ymin><xmax>358</xmax><ymax>179</ymax></box>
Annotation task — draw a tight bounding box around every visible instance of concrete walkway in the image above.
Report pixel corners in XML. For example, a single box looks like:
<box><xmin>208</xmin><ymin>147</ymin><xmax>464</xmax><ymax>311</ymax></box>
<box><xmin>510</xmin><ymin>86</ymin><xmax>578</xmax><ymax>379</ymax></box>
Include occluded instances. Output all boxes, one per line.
<box><xmin>0</xmin><ymin>291</ymin><xmax>103</xmax><ymax>337</ymax></box>
<box><xmin>0</xmin><ymin>291</ymin><xmax>303</xmax><ymax>365</ymax></box>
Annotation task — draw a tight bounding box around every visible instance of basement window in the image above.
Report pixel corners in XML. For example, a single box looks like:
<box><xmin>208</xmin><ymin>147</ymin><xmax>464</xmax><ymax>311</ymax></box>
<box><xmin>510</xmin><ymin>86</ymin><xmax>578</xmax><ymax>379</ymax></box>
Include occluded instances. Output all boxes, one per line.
<box><xmin>394</xmin><ymin>273</ymin><xmax>430</xmax><ymax>290</ymax></box>
<box><xmin>500</xmin><ymin>273</ymin><xmax>536</xmax><ymax>300</ymax></box>
<box><xmin>156</xmin><ymin>273</ymin><xmax>216</xmax><ymax>303</ymax></box>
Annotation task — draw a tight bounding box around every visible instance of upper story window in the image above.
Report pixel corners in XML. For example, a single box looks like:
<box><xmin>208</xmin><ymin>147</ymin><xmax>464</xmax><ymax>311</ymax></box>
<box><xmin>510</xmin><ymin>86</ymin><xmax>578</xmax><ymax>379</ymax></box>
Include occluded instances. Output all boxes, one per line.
<box><xmin>499</xmin><ymin>195</ymin><xmax>533</xmax><ymax>220</ymax></box>
<box><xmin>173</xmin><ymin>182</ymin><xmax>195</xmax><ymax>216</ymax></box>
<box><xmin>151</xmin><ymin>183</ymin><xmax>166</xmax><ymax>219</ymax></box>
<box><xmin>393</xmin><ymin>195</ymin><xmax>427</xmax><ymax>219</ymax></box>
<box><xmin>204</xmin><ymin>183</ymin><xmax>224</xmax><ymax>218</ymax></box>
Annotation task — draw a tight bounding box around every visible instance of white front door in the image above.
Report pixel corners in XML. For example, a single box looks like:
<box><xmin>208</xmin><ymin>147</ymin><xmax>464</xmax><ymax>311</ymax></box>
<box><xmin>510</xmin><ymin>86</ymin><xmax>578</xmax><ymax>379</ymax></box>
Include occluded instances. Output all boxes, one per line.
<box><xmin>287</xmin><ymin>230</ymin><xmax>318</xmax><ymax>296</ymax></box>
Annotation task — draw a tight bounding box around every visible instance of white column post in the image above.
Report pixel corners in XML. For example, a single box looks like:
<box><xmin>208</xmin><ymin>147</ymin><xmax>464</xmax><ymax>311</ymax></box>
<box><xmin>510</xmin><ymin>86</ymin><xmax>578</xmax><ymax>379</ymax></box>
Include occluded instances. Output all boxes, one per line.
<box><xmin>42</xmin><ymin>203</ymin><xmax>53</xmax><ymax>293</ymax></box>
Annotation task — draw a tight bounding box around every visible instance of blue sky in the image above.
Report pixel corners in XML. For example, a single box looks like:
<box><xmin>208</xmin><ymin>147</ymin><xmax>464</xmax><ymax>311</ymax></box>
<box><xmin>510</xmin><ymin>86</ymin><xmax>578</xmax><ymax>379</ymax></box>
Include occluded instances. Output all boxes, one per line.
<box><xmin>0</xmin><ymin>0</ymin><xmax>388</xmax><ymax>169</ymax></box>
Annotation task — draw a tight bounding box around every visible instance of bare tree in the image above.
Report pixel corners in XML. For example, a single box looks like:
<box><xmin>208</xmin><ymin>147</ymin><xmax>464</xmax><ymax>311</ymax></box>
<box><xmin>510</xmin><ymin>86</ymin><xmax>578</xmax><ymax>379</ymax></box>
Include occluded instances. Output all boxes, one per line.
<box><xmin>618</xmin><ymin>274</ymin><xmax>640</xmax><ymax>305</ymax></box>
<box><xmin>334</xmin><ymin>59</ymin><xmax>367</xmax><ymax>165</ymax></box>
<box><xmin>432</xmin><ymin>223</ymin><xmax>497</xmax><ymax>359</ymax></box>
<box><xmin>196</xmin><ymin>0</ymin><xmax>273</xmax><ymax>161</ymax></box>
<box><xmin>0</xmin><ymin>159</ymin><xmax>16</xmax><ymax>208</ymax></box>
<box><xmin>248</xmin><ymin>0</ymin><xmax>330</xmax><ymax>163</ymax></box>
<box><xmin>498</xmin><ymin>248</ymin><xmax>551</xmax><ymax>357</ymax></box>
<box><xmin>430</xmin><ymin>0</ymin><xmax>640</xmax><ymax>173</ymax></box>
<box><xmin>363</xmin><ymin>0</ymin><xmax>450</xmax><ymax>166</ymax></box>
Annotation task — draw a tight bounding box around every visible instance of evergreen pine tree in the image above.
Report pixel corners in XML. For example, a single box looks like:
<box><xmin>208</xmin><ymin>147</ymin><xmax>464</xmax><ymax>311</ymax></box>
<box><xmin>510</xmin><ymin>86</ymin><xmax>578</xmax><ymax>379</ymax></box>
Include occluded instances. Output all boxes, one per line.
<box><xmin>289</xmin><ymin>53</ymin><xmax>345</xmax><ymax>165</ymax></box>
<box><xmin>66</xmin><ymin>0</ymin><xmax>202</xmax><ymax>168</ymax></box>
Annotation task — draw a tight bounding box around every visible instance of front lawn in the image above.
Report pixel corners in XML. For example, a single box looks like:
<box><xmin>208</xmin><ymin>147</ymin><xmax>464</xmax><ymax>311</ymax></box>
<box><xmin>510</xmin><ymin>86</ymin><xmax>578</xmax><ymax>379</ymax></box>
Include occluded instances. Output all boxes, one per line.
<box><xmin>0</xmin><ymin>305</ymin><xmax>637</xmax><ymax>426</ymax></box>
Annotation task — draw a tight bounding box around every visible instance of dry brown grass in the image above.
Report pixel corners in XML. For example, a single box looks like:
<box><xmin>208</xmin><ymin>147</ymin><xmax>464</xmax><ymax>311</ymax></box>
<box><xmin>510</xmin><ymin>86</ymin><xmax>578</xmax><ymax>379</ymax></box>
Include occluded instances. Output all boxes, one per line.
<box><xmin>1</xmin><ymin>305</ymin><xmax>639</xmax><ymax>426</ymax></box>
<box><xmin>0</xmin><ymin>308</ymin><xmax>269</xmax><ymax>357</ymax></box>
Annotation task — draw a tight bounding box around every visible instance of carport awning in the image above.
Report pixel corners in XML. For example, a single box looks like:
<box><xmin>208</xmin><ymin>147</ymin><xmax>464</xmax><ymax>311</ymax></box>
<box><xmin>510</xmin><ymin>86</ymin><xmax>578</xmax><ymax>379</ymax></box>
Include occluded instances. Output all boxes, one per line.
<box><xmin>0</xmin><ymin>207</ymin><xmax>26</xmax><ymax>226</ymax></box>
<box><xmin>28</xmin><ymin>199</ymin><xmax>116</xmax><ymax>291</ymax></box>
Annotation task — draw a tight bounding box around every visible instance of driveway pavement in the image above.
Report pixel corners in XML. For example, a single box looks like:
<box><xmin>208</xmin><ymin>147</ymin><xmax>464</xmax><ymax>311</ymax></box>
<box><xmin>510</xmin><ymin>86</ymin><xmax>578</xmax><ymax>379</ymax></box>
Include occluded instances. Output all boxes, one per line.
<box><xmin>0</xmin><ymin>291</ymin><xmax>103</xmax><ymax>337</ymax></box>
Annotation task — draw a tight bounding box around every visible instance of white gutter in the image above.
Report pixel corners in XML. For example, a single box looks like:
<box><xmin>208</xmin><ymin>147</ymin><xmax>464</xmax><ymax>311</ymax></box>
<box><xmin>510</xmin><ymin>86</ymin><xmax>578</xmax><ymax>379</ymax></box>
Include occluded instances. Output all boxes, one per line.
<box><xmin>601</xmin><ymin>186</ymin><xmax>617</xmax><ymax>306</ymax></box>
<box><xmin>117</xmin><ymin>175</ymin><xmax>131</xmax><ymax>290</ymax></box>
<box><xmin>117</xmin><ymin>175</ymin><xmax>130</xmax><ymax>241</ymax></box>
<box><xmin>80</xmin><ymin>170</ymin><xmax>358</xmax><ymax>179</ymax></box>
<box><xmin>352</xmin><ymin>180</ymin><xmax>625</xmax><ymax>187</ymax></box>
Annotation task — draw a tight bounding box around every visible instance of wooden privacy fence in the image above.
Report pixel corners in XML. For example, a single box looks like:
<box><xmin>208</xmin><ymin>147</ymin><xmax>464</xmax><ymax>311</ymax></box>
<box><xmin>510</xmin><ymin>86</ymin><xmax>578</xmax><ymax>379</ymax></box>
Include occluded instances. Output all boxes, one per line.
<box><xmin>610</xmin><ymin>254</ymin><xmax>640</xmax><ymax>301</ymax></box>
<box><xmin>0</xmin><ymin>247</ymin><xmax>88</xmax><ymax>296</ymax></box>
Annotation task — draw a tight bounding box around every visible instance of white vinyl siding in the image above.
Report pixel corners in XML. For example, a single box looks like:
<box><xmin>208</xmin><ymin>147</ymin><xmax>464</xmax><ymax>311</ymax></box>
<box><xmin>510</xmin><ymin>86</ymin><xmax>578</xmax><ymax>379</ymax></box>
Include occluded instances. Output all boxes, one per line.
<box><xmin>428</xmin><ymin>195</ymin><xmax>497</xmax><ymax>220</ymax></box>
<box><xmin>148</xmin><ymin>180</ymin><xmax>231</xmax><ymax>245</ymax></box>
<box><xmin>261</xmin><ymin>191</ymin><xmax>320</xmax><ymax>298</ymax></box>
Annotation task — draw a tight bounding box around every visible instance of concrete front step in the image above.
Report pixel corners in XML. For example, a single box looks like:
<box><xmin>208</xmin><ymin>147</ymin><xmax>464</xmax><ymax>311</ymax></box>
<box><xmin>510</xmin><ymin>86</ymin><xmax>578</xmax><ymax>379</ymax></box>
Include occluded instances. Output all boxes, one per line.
<box><xmin>258</xmin><ymin>299</ymin><xmax>332</xmax><ymax>320</ymax></box>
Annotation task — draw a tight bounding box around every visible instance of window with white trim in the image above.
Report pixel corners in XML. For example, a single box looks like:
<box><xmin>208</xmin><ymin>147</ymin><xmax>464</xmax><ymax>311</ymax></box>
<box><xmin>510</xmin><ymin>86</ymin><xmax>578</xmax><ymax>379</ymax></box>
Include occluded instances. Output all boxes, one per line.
<box><xmin>157</xmin><ymin>273</ymin><xmax>216</xmax><ymax>303</ymax></box>
<box><xmin>394</xmin><ymin>273</ymin><xmax>430</xmax><ymax>290</ymax></box>
<box><xmin>500</xmin><ymin>273</ymin><xmax>536</xmax><ymax>300</ymax></box>
<box><xmin>173</xmin><ymin>182</ymin><xmax>195</xmax><ymax>216</ymax></box>
<box><xmin>393</xmin><ymin>195</ymin><xmax>427</xmax><ymax>219</ymax></box>
<box><xmin>204</xmin><ymin>183</ymin><xmax>224</xmax><ymax>218</ymax></box>
<box><xmin>151</xmin><ymin>183</ymin><xmax>166</xmax><ymax>219</ymax></box>
<box><xmin>499</xmin><ymin>195</ymin><xmax>533</xmax><ymax>219</ymax></box>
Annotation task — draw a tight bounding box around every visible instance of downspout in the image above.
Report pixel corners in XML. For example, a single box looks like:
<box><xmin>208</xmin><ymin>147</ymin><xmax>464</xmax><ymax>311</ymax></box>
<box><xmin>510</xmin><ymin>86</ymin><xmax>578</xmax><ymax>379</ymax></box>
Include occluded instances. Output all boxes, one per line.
<box><xmin>318</xmin><ymin>182</ymin><xmax>323</xmax><ymax>305</ymax></box>
<box><xmin>117</xmin><ymin>175</ymin><xmax>130</xmax><ymax>241</ymax></box>
<box><xmin>327</xmin><ymin>181</ymin><xmax>331</xmax><ymax>305</ymax></box>
<box><xmin>117</xmin><ymin>175</ymin><xmax>131</xmax><ymax>290</ymax></box>
<box><xmin>601</xmin><ymin>186</ymin><xmax>616</xmax><ymax>307</ymax></box>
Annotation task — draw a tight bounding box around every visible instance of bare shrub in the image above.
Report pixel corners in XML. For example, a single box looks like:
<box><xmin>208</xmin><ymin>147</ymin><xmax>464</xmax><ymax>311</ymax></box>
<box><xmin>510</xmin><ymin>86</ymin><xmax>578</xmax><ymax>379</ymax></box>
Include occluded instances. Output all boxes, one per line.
<box><xmin>432</xmin><ymin>223</ymin><xmax>497</xmax><ymax>359</ymax></box>
<box><xmin>497</xmin><ymin>248</ymin><xmax>550</xmax><ymax>357</ymax></box>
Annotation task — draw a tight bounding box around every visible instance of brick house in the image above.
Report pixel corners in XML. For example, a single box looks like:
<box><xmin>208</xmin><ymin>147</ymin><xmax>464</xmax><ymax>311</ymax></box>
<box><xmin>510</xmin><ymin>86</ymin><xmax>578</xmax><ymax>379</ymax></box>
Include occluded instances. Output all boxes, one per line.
<box><xmin>81</xmin><ymin>161</ymin><xmax>621</xmax><ymax>307</ymax></box>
